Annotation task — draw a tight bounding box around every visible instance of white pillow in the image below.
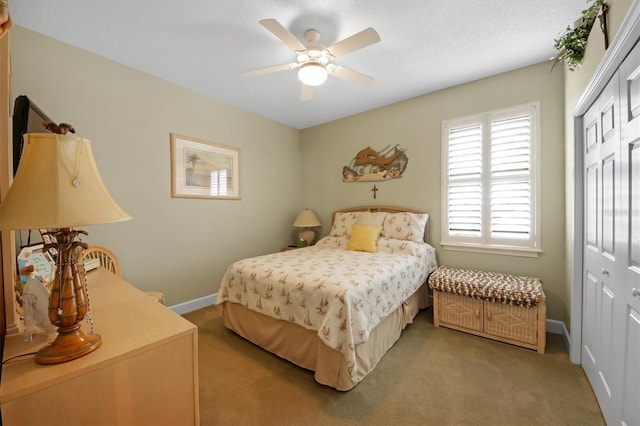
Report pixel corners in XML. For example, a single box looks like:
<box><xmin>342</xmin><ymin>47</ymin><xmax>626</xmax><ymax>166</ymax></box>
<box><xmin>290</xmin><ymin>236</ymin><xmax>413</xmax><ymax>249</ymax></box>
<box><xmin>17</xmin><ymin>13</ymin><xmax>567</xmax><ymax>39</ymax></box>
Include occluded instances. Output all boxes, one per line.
<box><xmin>382</xmin><ymin>212</ymin><xmax>428</xmax><ymax>243</ymax></box>
<box><xmin>329</xmin><ymin>212</ymin><xmax>361</xmax><ymax>237</ymax></box>
<box><xmin>356</xmin><ymin>212</ymin><xmax>387</xmax><ymax>227</ymax></box>
<box><xmin>315</xmin><ymin>235</ymin><xmax>349</xmax><ymax>249</ymax></box>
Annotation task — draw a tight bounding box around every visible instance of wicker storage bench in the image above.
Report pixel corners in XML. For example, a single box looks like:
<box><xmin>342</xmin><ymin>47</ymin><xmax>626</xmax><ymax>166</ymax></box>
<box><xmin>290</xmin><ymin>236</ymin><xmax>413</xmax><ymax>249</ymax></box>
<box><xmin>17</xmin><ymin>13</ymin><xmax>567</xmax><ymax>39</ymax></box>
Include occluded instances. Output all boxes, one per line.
<box><xmin>428</xmin><ymin>266</ymin><xmax>546</xmax><ymax>353</ymax></box>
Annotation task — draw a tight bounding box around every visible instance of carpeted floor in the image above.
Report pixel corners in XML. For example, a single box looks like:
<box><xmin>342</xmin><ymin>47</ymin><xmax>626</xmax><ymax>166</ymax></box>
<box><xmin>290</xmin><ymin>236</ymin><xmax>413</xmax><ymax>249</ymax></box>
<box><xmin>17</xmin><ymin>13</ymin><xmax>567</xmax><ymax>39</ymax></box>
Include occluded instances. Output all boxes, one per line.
<box><xmin>183</xmin><ymin>306</ymin><xmax>604</xmax><ymax>426</ymax></box>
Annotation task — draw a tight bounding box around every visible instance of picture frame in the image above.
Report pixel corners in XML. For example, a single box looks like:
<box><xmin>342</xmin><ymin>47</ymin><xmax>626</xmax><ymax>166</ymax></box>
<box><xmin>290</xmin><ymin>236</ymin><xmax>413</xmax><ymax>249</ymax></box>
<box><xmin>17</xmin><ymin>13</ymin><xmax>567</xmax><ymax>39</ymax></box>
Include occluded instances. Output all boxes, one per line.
<box><xmin>170</xmin><ymin>133</ymin><xmax>241</xmax><ymax>200</ymax></box>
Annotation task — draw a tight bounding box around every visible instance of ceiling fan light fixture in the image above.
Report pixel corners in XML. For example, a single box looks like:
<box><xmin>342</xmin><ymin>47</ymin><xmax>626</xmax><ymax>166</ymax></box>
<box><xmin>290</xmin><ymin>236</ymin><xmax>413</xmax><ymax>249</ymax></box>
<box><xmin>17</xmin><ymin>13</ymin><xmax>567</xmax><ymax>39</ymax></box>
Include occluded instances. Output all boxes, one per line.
<box><xmin>298</xmin><ymin>62</ymin><xmax>328</xmax><ymax>86</ymax></box>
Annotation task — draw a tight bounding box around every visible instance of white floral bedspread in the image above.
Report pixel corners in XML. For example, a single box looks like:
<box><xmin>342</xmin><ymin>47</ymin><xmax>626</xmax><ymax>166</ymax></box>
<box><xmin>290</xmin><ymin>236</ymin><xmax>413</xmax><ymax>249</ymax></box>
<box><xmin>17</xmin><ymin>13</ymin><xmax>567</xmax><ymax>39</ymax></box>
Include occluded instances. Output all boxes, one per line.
<box><xmin>216</xmin><ymin>236</ymin><xmax>438</xmax><ymax>380</ymax></box>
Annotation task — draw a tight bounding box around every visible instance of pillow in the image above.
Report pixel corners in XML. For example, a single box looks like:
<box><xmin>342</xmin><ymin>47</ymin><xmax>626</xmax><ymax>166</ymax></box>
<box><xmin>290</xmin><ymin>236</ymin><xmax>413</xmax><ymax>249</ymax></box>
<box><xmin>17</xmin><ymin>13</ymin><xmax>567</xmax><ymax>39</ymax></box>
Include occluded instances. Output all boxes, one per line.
<box><xmin>377</xmin><ymin>237</ymin><xmax>426</xmax><ymax>256</ymax></box>
<box><xmin>329</xmin><ymin>212</ymin><xmax>361</xmax><ymax>237</ymax></box>
<box><xmin>356</xmin><ymin>211</ymin><xmax>387</xmax><ymax>227</ymax></box>
<box><xmin>314</xmin><ymin>235</ymin><xmax>349</xmax><ymax>249</ymax></box>
<box><xmin>382</xmin><ymin>212</ymin><xmax>429</xmax><ymax>243</ymax></box>
<box><xmin>347</xmin><ymin>225</ymin><xmax>382</xmax><ymax>253</ymax></box>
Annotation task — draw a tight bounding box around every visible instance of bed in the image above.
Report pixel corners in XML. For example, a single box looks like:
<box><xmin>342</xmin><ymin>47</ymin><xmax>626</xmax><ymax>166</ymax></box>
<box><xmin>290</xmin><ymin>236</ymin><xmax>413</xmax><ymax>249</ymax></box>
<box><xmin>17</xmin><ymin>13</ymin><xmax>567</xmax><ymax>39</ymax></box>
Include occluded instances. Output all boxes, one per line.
<box><xmin>215</xmin><ymin>206</ymin><xmax>438</xmax><ymax>390</ymax></box>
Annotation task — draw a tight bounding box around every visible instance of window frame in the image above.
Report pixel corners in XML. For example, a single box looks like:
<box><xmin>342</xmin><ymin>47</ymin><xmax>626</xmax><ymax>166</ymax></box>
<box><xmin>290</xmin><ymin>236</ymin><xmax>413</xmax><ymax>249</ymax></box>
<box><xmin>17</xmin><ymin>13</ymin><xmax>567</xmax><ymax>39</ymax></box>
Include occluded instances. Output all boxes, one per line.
<box><xmin>440</xmin><ymin>102</ymin><xmax>542</xmax><ymax>258</ymax></box>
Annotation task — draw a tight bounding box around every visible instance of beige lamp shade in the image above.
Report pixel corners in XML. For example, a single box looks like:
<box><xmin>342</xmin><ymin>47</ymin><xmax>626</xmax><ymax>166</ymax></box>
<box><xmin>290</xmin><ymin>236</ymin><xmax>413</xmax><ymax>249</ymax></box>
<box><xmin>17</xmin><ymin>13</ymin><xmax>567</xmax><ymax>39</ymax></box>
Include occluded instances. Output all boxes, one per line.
<box><xmin>292</xmin><ymin>208</ymin><xmax>321</xmax><ymax>228</ymax></box>
<box><xmin>0</xmin><ymin>133</ymin><xmax>132</xmax><ymax>230</ymax></box>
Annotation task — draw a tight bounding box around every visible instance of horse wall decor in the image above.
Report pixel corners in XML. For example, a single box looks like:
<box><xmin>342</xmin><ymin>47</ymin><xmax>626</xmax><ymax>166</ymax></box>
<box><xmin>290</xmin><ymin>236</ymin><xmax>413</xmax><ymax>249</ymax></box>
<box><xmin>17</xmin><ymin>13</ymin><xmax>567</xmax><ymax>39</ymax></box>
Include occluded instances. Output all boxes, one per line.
<box><xmin>342</xmin><ymin>145</ymin><xmax>408</xmax><ymax>182</ymax></box>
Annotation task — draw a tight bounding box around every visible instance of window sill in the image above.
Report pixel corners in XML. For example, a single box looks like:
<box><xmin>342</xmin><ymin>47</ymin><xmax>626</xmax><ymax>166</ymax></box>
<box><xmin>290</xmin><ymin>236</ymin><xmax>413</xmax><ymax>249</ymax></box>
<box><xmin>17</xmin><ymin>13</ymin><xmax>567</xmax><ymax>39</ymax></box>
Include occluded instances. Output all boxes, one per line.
<box><xmin>440</xmin><ymin>242</ymin><xmax>542</xmax><ymax>258</ymax></box>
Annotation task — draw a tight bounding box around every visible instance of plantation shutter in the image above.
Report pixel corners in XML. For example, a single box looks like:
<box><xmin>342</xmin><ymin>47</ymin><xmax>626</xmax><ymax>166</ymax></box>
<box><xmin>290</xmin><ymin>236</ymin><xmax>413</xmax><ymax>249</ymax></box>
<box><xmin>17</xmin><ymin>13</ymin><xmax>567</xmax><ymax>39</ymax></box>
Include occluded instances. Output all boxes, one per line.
<box><xmin>441</xmin><ymin>103</ymin><xmax>539</xmax><ymax>255</ymax></box>
<box><xmin>490</xmin><ymin>114</ymin><xmax>532</xmax><ymax>240</ymax></box>
<box><xmin>447</xmin><ymin>123</ymin><xmax>482</xmax><ymax>237</ymax></box>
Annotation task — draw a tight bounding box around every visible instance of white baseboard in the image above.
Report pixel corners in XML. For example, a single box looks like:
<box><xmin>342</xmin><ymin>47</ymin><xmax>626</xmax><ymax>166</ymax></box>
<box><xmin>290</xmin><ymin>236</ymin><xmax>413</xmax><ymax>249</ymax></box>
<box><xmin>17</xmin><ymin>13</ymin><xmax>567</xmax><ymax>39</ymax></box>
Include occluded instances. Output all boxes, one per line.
<box><xmin>169</xmin><ymin>293</ymin><xmax>217</xmax><ymax>315</ymax></box>
<box><xmin>547</xmin><ymin>319</ymin><xmax>571</xmax><ymax>356</ymax></box>
<box><xmin>546</xmin><ymin>318</ymin><xmax>564</xmax><ymax>334</ymax></box>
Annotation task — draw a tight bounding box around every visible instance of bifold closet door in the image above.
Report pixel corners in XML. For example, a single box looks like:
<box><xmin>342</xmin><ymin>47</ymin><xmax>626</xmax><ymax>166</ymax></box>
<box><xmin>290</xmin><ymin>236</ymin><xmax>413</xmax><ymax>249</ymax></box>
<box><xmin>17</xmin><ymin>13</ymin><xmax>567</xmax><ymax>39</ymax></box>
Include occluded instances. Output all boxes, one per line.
<box><xmin>581</xmin><ymin>70</ymin><xmax>623</xmax><ymax>424</ymax></box>
<box><xmin>581</xmin><ymin>38</ymin><xmax>640</xmax><ymax>425</ymax></box>
<box><xmin>618</xmin><ymin>39</ymin><xmax>640</xmax><ymax>426</ymax></box>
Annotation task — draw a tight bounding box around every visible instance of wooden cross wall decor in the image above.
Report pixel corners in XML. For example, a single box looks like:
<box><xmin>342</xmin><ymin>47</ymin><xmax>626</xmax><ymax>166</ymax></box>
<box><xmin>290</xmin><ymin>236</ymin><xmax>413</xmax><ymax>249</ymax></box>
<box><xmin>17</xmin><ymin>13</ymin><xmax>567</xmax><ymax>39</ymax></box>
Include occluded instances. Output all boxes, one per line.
<box><xmin>372</xmin><ymin>185</ymin><xmax>378</xmax><ymax>199</ymax></box>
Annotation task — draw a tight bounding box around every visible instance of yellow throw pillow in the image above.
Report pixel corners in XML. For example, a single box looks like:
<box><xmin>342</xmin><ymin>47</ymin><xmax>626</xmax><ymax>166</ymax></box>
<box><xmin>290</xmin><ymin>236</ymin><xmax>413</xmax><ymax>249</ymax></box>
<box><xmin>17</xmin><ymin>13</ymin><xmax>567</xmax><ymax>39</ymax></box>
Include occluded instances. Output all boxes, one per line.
<box><xmin>347</xmin><ymin>225</ymin><xmax>382</xmax><ymax>253</ymax></box>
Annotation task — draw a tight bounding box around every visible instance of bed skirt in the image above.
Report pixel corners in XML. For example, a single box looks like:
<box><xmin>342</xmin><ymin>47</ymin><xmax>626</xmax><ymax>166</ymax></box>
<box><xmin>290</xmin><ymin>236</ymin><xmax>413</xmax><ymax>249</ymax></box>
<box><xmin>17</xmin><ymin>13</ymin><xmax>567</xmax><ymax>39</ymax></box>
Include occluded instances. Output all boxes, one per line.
<box><xmin>219</xmin><ymin>283</ymin><xmax>430</xmax><ymax>391</ymax></box>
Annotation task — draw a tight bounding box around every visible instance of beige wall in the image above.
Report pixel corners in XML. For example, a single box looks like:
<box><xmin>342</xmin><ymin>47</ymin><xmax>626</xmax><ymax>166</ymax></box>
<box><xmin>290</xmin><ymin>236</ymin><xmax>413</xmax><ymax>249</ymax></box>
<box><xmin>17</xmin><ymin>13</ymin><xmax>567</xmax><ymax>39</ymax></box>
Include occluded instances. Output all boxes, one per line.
<box><xmin>563</xmin><ymin>0</ymin><xmax>632</xmax><ymax>330</ymax></box>
<box><xmin>10</xmin><ymin>27</ymin><xmax>302</xmax><ymax>305</ymax></box>
<box><xmin>301</xmin><ymin>62</ymin><xmax>568</xmax><ymax>321</ymax></box>
<box><xmin>11</xmin><ymin>1</ymin><xmax>633</xmax><ymax>322</ymax></box>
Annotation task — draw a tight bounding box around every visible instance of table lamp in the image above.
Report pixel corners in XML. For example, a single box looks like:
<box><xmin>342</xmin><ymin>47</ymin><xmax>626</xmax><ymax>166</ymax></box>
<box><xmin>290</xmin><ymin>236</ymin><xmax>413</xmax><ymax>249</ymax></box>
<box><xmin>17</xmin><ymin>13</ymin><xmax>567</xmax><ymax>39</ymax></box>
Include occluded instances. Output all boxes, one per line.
<box><xmin>0</xmin><ymin>132</ymin><xmax>132</xmax><ymax>364</ymax></box>
<box><xmin>292</xmin><ymin>208</ymin><xmax>321</xmax><ymax>246</ymax></box>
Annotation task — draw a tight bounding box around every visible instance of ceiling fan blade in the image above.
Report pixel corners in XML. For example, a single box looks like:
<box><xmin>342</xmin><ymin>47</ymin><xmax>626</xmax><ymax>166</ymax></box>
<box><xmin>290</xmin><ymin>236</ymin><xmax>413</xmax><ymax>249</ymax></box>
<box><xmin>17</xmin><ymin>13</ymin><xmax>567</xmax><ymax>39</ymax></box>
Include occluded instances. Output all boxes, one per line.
<box><xmin>300</xmin><ymin>85</ymin><xmax>314</xmax><ymax>101</ymax></box>
<box><xmin>259</xmin><ymin>19</ymin><xmax>306</xmax><ymax>51</ymax></box>
<box><xmin>243</xmin><ymin>63</ymin><xmax>295</xmax><ymax>78</ymax></box>
<box><xmin>331</xmin><ymin>65</ymin><xmax>375</xmax><ymax>87</ymax></box>
<box><xmin>328</xmin><ymin>27</ymin><xmax>380</xmax><ymax>58</ymax></box>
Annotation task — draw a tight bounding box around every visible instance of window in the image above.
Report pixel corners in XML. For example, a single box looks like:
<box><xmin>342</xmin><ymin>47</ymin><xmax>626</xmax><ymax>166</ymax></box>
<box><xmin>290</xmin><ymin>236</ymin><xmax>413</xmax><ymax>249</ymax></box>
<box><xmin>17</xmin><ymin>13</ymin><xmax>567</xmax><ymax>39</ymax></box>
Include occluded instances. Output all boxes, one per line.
<box><xmin>210</xmin><ymin>169</ymin><xmax>228</xmax><ymax>196</ymax></box>
<box><xmin>441</xmin><ymin>103</ymin><xmax>541</xmax><ymax>257</ymax></box>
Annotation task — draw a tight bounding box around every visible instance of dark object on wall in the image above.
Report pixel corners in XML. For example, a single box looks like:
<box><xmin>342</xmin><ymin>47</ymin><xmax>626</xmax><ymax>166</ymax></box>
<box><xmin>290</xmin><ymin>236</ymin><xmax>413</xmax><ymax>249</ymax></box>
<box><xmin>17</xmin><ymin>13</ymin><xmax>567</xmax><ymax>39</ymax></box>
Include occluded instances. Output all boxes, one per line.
<box><xmin>599</xmin><ymin>2</ymin><xmax>610</xmax><ymax>49</ymax></box>
<box><xmin>12</xmin><ymin>95</ymin><xmax>52</xmax><ymax>176</ymax></box>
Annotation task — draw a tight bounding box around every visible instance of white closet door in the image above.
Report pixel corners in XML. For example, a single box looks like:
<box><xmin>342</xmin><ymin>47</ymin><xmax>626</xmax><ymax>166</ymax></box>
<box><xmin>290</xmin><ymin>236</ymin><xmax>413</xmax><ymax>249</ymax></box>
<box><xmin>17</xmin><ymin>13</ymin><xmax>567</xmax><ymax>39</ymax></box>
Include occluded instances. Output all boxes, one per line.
<box><xmin>581</xmin><ymin>73</ymin><xmax>623</xmax><ymax>423</ymax></box>
<box><xmin>582</xmin><ymin>39</ymin><xmax>640</xmax><ymax>425</ymax></box>
<box><xmin>618</xmin><ymin>39</ymin><xmax>640</xmax><ymax>426</ymax></box>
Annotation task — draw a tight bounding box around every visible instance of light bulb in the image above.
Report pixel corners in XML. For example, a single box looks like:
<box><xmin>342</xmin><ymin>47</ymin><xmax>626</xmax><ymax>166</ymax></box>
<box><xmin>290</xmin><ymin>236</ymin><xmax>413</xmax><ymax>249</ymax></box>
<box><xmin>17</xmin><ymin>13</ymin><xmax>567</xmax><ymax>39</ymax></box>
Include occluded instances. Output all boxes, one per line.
<box><xmin>297</xmin><ymin>63</ymin><xmax>328</xmax><ymax>86</ymax></box>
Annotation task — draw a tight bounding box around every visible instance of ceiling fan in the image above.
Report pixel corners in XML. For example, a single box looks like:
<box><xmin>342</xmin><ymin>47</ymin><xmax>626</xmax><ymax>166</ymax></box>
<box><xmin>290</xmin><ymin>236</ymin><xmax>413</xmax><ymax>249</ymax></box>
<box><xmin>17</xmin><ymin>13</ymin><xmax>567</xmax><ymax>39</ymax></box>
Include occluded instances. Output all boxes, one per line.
<box><xmin>244</xmin><ymin>19</ymin><xmax>381</xmax><ymax>101</ymax></box>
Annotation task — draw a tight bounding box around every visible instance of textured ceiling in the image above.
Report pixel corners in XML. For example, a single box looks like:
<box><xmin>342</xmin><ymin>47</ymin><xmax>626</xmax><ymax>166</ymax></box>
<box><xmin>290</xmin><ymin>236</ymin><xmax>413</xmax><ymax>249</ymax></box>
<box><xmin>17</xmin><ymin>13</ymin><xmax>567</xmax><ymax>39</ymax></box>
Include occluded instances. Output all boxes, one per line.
<box><xmin>10</xmin><ymin>0</ymin><xmax>586</xmax><ymax>129</ymax></box>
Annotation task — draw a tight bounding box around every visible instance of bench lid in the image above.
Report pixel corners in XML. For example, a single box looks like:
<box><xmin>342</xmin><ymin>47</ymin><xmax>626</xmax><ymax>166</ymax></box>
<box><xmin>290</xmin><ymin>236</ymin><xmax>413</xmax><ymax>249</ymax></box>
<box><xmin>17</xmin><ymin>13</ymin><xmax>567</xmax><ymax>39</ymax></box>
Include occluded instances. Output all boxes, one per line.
<box><xmin>428</xmin><ymin>266</ymin><xmax>544</xmax><ymax>307</ymax></box>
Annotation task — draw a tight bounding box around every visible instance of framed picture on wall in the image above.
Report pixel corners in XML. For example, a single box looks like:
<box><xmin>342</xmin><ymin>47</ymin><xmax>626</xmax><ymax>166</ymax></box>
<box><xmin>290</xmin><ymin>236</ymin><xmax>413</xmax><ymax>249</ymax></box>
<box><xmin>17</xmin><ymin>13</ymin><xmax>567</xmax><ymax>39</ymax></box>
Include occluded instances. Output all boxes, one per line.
<box><xmin>170</xmin><ymin>133</ymin><xmax>241</xmax><ymax>200</ymax></box>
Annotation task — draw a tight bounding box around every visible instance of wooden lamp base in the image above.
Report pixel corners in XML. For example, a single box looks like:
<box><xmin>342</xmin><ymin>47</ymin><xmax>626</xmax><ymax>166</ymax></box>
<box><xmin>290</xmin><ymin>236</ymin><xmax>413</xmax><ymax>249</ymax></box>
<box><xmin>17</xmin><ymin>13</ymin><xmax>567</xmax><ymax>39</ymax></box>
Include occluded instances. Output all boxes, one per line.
<box><xmin>35</xmin><ymin>325</ymin><xmax>102</xmax><ymax>365</ymax></box>
<box><xmin>36</xmin><ymin>228</ymin><xmax>101</xmax><ymax>365</ymax></box>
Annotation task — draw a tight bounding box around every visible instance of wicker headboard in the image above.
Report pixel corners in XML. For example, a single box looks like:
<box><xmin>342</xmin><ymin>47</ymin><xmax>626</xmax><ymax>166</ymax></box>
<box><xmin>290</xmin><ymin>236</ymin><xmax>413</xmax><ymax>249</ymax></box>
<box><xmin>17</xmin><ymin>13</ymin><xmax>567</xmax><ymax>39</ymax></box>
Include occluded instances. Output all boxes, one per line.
<box><xmin>332</xmin><ymin>205</ymin><xmax>429</xmax><ymax>243</ymax></box>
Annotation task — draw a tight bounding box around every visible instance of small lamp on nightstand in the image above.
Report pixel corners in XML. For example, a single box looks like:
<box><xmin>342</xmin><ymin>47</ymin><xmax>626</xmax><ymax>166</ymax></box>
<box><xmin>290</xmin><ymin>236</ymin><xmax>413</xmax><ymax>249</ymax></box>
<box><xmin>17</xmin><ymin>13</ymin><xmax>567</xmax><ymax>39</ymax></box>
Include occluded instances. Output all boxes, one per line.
<box><xmin>292</xmin><ymin>208</ymin><xmax>321</xmax><ymax>246</ymax></box>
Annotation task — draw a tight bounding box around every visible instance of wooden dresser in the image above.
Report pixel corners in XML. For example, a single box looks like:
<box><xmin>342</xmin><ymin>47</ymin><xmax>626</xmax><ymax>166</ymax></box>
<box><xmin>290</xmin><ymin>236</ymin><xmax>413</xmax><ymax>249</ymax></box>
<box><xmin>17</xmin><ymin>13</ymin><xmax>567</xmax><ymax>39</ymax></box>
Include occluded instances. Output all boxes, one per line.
<box><xmin>0</xmin><ymin>267</ymin><xmax>199</xmax><ymax>426</ymax></box>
